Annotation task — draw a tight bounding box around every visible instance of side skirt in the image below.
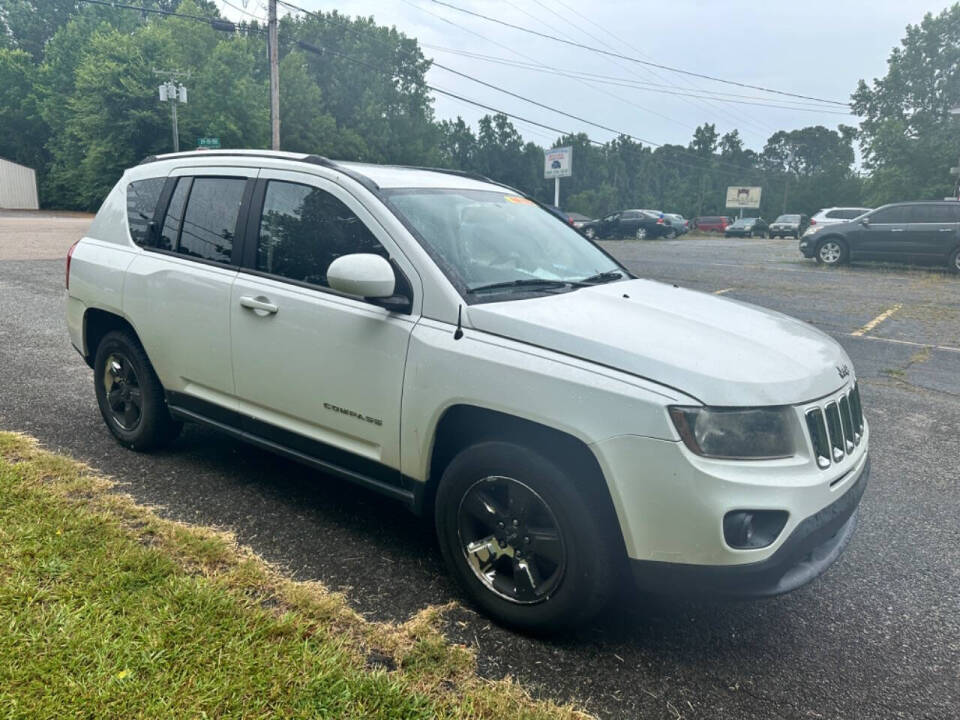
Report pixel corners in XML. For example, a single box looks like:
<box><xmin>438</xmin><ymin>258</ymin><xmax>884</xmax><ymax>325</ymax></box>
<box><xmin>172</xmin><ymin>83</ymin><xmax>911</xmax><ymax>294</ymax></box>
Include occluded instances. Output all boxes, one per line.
<box><xmin>166</xmin><ymin>391</ymin><xmax>418</xmax><ymax>510</ymax></box>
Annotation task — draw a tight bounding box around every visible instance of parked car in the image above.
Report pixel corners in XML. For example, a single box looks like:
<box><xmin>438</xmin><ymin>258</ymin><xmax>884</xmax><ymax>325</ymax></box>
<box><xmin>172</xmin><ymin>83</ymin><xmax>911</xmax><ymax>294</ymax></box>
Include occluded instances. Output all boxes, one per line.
<box><xmin>799</xmin><ymin>201</ymin><xmax>960</xmax><ymax>272</ymax></box>
<box><xmin>544</xmin><ymin>204</ymin><xmax>576</xmax><ymax>227</ymax></box>
<box><xmin>693</xmin><ymin>216</ymin><xmax>732</xmax><ymax>233</ymax></box>
<box><xmin>769</xmin><ymin>214</ymin><xmax>809</xmax><ymax>239</ymax></box>
<box><xmin>724</xmin><ymin>217</ymin><xmax>768</xmax><ymax>238</ymax></box>
<box><xmin>565</xmin><ymin>211</ymin><xmax>593</xmax><ymax>229</ymax></box>
<box><xmin>804</xmin><ymin>207</ymin><xmax>872</xmax><ymax>236</ymax></box>
<box><xmin>581</xmin><ymin>209</ymin><xmax>672</xmax><ymax>240</ymax></box>
<box><xmin>665</xmin><ymin>213</ymin><xmax>689</xmax><ymax>236</ymax></box>
<box><xmin>66</xmin><ymin>150</ymin><xmax>869</xmax><ymax>632</ymax></box>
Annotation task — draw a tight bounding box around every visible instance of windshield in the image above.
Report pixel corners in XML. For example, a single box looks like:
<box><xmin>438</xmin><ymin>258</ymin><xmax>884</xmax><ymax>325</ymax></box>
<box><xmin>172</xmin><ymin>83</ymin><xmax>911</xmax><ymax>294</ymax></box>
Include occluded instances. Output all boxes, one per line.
<box><xmin>775</xmin><ymin>214</ymin><xmax>800</xmax><ymax>223</ymax></box>
<box><xmin>384</xmin><ymin>188</ymin><xmax>624</xmax><ymax>301</ymax></box>
<box><xmin>732</xmin><ymin>218</ymin><xmax>757</xmax><ymax>227</ymax></box>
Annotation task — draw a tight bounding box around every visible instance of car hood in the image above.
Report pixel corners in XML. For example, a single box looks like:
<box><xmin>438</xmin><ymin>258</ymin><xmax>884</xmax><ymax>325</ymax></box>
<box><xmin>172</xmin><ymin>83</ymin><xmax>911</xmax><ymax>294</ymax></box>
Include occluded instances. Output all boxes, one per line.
<box><xmin>467</xmin><ymin>279</ymin><xmax>851</xmax><ymax>406</ymax></box>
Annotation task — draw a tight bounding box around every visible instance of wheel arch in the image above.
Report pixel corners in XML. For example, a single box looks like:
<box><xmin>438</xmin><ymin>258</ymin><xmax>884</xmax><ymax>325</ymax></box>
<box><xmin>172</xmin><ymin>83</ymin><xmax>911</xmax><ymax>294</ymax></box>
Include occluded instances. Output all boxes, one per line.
<box><xmin>419</xmin><ymin>404</ymin><xmax>627</xmax><ymax>557</ymax></box>
<box><xmin>82</xmin><ymin>308</ymin><xmax>141</xmax><ymax>367</ymax></box>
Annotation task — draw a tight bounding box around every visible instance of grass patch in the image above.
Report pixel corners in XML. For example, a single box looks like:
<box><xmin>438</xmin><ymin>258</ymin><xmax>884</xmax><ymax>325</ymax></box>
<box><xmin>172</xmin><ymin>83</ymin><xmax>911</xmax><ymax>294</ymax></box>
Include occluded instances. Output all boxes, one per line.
<box><xmin>0</xmin><ymin>432</ymin><xmax>591</xmax><ymax>719</ymax></box>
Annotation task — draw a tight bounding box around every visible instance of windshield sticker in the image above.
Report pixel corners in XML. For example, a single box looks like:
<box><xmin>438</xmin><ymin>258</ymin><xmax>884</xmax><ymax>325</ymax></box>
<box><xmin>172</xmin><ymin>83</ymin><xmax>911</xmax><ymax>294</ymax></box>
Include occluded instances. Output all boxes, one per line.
<box><xmin>504</xmin><ymin>196</ymin><xmax>535</xmax><ymax>205</ymax></box>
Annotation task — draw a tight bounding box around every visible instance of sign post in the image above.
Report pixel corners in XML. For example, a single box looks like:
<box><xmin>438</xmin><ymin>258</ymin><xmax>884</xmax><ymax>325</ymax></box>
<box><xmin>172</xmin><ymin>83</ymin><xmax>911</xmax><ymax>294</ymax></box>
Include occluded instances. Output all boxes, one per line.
<box><xmin>725</xmin><ymin>186</ymin><xmax>763</xmax><ymax>218</ymax></box>
<box><xmin>544</xmin><ymin>146</ymin><xmax>572</xmax><ymax>207</ymax></box>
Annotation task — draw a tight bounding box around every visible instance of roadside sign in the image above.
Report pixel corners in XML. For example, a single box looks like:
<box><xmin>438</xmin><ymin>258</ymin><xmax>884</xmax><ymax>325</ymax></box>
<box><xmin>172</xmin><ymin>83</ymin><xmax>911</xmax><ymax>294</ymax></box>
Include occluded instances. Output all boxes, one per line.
<box><xmin>950</xmin><ymin>167</ymin><xmax>960</xmax><ymax>175</ymax></box>
<box><xmin>725</xmin><ymin>186</ymin><xmax>762</xmax><ymax>209</ymax></box>
<box><xmin>544</xmin><ymin>146</ymin><xmax>572</xmax><ymax>179</ymax></box>
<box><xmin>197</xmin><ymin>137</ymin><xmax>221</xmax><ymax>149</ymax></box>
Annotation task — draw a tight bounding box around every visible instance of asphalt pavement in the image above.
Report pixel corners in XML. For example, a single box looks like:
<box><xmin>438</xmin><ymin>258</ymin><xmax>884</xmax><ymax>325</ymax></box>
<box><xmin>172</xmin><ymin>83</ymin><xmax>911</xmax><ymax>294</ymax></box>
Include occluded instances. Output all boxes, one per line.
<box><xmin>1</xmin><ymin>219</ymin><xmax>958</xmax><ymax>720</ymax></box>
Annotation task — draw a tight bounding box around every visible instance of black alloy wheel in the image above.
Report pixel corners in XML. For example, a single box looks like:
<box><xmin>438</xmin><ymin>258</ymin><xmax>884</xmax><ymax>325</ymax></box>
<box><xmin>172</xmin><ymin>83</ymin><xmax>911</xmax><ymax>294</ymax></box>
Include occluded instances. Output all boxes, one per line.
<box><xmin>457</xmin><ymin>475</ymin><xmax>566</xmax><ymax>604</ymax></box>
<box><xmin>102</xmin><ymin>352</ymin><xmax>143</xmax><ymax>431</ymax></box>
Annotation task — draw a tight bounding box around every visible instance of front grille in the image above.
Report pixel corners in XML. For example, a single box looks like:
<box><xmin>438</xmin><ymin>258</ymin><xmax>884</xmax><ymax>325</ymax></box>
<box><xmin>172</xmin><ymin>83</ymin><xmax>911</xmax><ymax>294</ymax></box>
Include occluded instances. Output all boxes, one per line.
<box><xmin>806</xmin><ymin>383</ymin><xmax>864</xmax><ymax>470</ymax></box>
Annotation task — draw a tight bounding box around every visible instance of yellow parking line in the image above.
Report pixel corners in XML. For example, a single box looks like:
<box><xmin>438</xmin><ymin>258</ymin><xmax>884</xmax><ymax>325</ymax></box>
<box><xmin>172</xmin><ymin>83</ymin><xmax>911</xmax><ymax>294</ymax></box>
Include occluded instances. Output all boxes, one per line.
<box><xmin>851</xmin><ymin>304</ymin><xmax>902</xmax><ymax>337</ymax></box>
<box><xmin>714</xmin><ymin>288</ymin><xmax>735</xmax><ymax>295</ymax></box>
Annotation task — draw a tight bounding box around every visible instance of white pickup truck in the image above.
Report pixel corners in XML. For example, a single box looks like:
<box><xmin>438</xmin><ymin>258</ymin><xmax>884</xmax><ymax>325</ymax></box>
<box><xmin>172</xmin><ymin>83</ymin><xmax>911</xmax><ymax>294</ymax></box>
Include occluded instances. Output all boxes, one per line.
<box><xmin>66</xmin><ymin>150</ymin><xmax>869</xmax><ymax>631</ymax></box>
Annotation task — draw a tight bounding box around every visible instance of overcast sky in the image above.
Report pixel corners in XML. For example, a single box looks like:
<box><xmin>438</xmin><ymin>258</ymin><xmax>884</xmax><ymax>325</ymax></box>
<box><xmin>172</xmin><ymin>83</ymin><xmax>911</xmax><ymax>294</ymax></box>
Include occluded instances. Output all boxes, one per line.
<box><xmin>220</xmin><ymin>0</ymin><xmax>950</xmax><ymax>152</ymax></box>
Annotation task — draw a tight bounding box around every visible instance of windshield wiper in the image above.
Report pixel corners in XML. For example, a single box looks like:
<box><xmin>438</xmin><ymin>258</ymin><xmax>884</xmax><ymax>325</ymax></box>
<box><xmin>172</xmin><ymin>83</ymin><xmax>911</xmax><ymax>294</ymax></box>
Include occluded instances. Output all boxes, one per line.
<box><xmin>577</xmin><ymin>270</ymin><xmax>625</xmax><ymax>284</ymax></box>
<box><xmin>466</xmin><ymin>278</ymin><xmax>577</xmax><ymax>294</ymax></box>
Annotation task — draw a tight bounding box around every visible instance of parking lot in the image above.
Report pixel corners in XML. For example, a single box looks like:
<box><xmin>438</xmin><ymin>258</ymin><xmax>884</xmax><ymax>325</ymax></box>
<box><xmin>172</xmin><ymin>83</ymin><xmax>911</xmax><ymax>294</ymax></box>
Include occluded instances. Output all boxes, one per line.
<box><xmin>1</xmin><ymin>215</ymin><xmax>958</xmax><ymax>720</ymax></box>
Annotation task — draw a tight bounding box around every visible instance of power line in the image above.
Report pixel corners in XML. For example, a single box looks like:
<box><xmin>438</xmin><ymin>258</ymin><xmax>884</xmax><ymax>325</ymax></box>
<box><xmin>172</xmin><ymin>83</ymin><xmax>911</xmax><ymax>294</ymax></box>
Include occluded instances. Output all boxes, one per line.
<box><xmin>429</xmin><ymin>0</ymin><xmax>849</xmax><ymax>107</ymax></box>
<box><xmin>79</xmin><ymin>0</ymin><xmax>262</xmax><ymax>33</ymax></box>
<box><xmin>218</xmin><ymin>0</ymin><xmax>266</xmax><ymax>22</ymax></box>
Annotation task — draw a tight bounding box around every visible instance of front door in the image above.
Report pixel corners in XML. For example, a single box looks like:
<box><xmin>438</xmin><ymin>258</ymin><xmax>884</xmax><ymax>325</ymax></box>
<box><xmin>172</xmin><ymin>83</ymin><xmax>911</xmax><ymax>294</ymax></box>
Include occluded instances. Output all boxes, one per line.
<box><xmin>852</xmin><ymin>205</ymin><xmax>914</xmax><ymax>259</ymax></box>
<box><xmin>230</xmin><ymin>170</ymin><xmax>421</xmax><ymax>478</ymax></box>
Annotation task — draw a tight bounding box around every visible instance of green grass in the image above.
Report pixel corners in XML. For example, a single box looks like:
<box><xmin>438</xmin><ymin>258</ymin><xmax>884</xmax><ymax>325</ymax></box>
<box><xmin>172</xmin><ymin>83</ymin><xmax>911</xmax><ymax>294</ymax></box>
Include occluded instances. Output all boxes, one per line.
<box><xmin>0</xmin><ymin>432</ymin><xmax>591</xmax><ymax>720</ymax></box>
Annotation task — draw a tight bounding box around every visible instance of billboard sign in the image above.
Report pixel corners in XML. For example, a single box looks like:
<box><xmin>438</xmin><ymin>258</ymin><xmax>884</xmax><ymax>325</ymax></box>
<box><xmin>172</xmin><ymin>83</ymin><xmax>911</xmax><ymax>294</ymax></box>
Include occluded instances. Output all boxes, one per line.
<box><xmin>725</xmin><ymin>186</ymin><xmax>762</xmax><ymax>209</ymax></box>
<box><xmin>544</xmin><ymin>146</ymin><xmax>572</xmax><ymax>179</ymax></box>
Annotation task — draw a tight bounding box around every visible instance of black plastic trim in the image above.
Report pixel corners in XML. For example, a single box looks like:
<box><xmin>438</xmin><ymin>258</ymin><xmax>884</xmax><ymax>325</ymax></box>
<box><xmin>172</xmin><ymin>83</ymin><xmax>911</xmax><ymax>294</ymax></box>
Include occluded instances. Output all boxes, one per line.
<box><xmin>630</xmin><ymin>456</ymin><xmax>869</xmax><ymax>598</ymax></box>
<box><xmin>166</xmin><ymin>391</ymin><xmax>417</xmax><ymax>508</ymax></box>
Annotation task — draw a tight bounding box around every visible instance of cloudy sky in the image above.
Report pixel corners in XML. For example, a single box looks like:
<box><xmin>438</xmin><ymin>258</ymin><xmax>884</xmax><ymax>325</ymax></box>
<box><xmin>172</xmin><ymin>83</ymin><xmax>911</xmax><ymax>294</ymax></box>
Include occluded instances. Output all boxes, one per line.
<box><xmin>220</xmin><ymin>0</ymin><xmax>950</xmax><ymax>152</ymax></box>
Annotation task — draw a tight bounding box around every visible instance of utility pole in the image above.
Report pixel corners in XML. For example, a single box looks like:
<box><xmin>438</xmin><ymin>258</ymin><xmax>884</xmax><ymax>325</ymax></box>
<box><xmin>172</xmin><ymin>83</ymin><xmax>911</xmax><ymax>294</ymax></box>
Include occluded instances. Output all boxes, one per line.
<box><xmin>782</xmin><ymin>149</ymin><xmax>794</xmax><ymax>214</ymax></box>
<box><xmin>268</xmin><ymin>0</ymin><xmax>280</xmax><ymax>150</ymax></box>
<box><xmin>155</xmin><ymin>70</ymin><xmax>190</xmax><ymax>153</ymax></box>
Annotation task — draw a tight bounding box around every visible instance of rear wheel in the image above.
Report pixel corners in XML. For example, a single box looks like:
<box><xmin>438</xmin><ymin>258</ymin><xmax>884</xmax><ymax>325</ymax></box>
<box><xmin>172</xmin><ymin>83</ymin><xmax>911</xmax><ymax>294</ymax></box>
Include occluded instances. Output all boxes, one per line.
<box><xmin>584</xmin><ymin>227</ymin><xmax>596</xmax><ymax>240</ymax></box>
<box><xmin>636</xmin><ymin>227</ymin><xmax>648</xmax><ymax>240</ymax></box>
<box><xmin>816</xmin><ymin>238</ymin><xmax>848</xmax><ymax>266</ymax></box>
<box><xmin>94</xmin><ymin>331</ymin><xmax>181</xmax><ymax>450</ymax></box>
<box><xmin>435</xmin><ymin>441</ymin><xmax>615</xmax><ymax>633</ymax></box>
<box><xmin>950</xmin><ymin>247</ymin><xmax>960</xmax><ymax>274</ymax></box>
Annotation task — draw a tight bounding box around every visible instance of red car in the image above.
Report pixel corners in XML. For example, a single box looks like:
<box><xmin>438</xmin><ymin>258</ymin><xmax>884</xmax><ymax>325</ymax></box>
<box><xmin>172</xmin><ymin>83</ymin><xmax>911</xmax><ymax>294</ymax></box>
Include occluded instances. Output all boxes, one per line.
<box><xmin>694</xmin><ymin>216</ymin><xmax>732</xmax><ymax>233</ymax></box>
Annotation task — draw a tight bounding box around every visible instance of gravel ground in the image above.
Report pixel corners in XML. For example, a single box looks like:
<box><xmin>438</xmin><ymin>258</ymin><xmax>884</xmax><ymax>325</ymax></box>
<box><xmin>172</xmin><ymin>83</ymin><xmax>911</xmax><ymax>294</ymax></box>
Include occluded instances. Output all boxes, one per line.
<box><xmin>1</xmin><ymin>218</ymin><xmax>958</xmax><ymax>720</ymax></box>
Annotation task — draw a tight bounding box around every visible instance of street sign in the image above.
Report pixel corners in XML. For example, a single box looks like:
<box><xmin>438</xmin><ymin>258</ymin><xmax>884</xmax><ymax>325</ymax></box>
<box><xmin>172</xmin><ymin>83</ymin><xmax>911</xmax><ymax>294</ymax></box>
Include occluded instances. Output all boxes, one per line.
<box><xmin>544</xmin><ymin>146</ymin><xmax>572</xmax><ymax>179</ymax></box>
<box><xmin>197</xmin><ymin>137</ymin><xmax>221</xmax><ymax>149</ymax></box>
<box><xmin>725</xmin><ymin>186</ymin><xmax>762</xmax><ymax>209</ymax></box>
<box><xmin>950</xmin><ymin>167</ymin><xmax>960</xmax><ymax>175</ymax></box>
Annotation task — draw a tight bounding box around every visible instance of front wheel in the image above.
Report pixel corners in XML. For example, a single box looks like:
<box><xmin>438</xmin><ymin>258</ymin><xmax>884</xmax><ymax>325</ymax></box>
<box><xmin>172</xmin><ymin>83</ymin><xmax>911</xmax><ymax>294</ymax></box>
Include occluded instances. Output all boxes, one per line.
<box><xmin>816</xmin><ymin>238</ymin><xmax>848</xmax><ymax>266</ymax></box>
<box><xmin>949</xmin><ymin>247</ymin><xmax>960</xmax><ymax>274</ymax></box>
<box><xmin>665</xmin><ymin>229</ymin><xmax>677</xmax><ymax>239</ymax></box>
<box><xmin>435</xmin><ymin>442</ymin><xmax>615</xmax><ymax>633</ymax></box>
<box><xmin>94</xmin><ymin>330</ymin><xmax>181</xmax><ymax>450</ymax></box>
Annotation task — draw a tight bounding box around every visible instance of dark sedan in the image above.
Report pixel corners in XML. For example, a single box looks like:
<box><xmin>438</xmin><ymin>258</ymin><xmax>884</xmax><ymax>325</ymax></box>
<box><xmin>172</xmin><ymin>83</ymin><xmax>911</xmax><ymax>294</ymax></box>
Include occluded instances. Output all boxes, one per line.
<box><xmin>724</xmin><ymin>217</ymin><xmax>768</xmax><ymax>238</ymax></box>
<box><xmin>581</xmin><ymin>209</ymin><xmax>672</xmax><ymax>240</ymax></box>
<box><xmin>799</xmin><ymin>201</ymin><xmax>960</xmax><ymax>272</ymax></box>
<box><xmin>769</xmin><ymin>214</ymin><xmax>808</xmax><ymax>239</ymax></box>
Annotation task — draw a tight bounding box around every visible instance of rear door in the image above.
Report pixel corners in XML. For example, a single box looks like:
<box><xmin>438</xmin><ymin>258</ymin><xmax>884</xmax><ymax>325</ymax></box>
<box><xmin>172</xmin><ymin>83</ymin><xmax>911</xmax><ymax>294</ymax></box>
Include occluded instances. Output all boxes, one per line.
<box><xmin>229</xmin><ymin>169</ymin><xmax>421</xmax><ymax>479</ymax></box>
<box><xmin>853</xmin><ymin>205</ymin><xmax>913</xmax><ymax>258</ymax></box>
<box><xmin>908</xmin><ymin>203</ymin><xmax>959</xmax><ymax>260</ymax></box>
<box><xmin>124</xmin><ymin>168</ymin><xmax>256</xmax><ymax>407</ymax></box>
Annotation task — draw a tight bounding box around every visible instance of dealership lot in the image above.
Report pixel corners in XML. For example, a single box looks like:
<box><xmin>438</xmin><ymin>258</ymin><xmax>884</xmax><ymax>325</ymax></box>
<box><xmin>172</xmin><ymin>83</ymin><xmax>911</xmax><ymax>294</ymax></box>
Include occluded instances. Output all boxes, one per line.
<box><xmin>1</xmin><ymin>217</ymin><xmax>957</xmax><ymax>719</ymax></box>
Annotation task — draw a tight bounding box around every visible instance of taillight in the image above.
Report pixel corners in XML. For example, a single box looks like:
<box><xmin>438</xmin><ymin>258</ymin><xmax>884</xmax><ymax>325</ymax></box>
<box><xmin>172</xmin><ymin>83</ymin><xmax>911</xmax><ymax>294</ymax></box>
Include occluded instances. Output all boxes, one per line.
<box><xmin>809</xmin><ymin>218</ymin><xmax>817</xmax><ymax>225</ymax></box>
<box><xmin>66</xmin><ymin>240</ymin><xmax>79</xmax><ymax>290</ymax></box>
<box><xmin>656</xmin><ymin>217</ymin><xmax>664</xmax><ymax>224</ymax></box>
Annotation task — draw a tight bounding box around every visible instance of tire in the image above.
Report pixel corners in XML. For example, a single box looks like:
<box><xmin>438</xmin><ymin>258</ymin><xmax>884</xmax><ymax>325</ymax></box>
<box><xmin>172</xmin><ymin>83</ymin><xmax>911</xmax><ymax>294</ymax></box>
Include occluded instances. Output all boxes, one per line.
<box><xmin>636</xmin><ymin>227</ymin><xmax>648</xmax><ymax>240</ymax></box>
<box><xmin>949</xmin><ymin>247</ymin><xmax>960</xmax><ymax>274</ymax></box>
<box><xmin>93</xmin><ymin>330</ymin><xmax>181</xmax><ymax>451</ymax></box>
<box><xmin>584</xmin><ymin>227</ymin><xmax>596</xmax><ymax>240</ymax></box>
<box><xmin>815</xmin><ymin>237</ymin><xmax>848</xmax><ymax>266</ymax></box>
<box><xmin>435</xmin><ymin>441</ymin><xmax>616</xmax><ymax>633</ymax></box>
<box><xmin>665</xmin><ymin>229</ymin><xmax>677</xmax><ymax>239</ymax></box>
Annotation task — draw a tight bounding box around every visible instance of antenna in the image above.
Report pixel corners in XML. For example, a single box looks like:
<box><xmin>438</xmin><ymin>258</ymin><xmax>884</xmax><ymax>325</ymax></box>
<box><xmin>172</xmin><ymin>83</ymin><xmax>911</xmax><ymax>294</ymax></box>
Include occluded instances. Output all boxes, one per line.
<box><xmin>453</xmin><ymin>305</ymin><xmax>464</xmax><ymax>340</ymax></box>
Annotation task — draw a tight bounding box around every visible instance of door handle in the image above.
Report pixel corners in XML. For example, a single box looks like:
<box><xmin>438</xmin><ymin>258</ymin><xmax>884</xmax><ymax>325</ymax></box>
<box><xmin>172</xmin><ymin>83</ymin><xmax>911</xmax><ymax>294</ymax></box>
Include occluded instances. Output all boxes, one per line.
<box><xmin>239</xmin><ymin>295</ymin><xmax>279</xmax><ymax>314</ymax></box>
<box><xmin>939</xmin><ymin>228</ymin><xmax>954</xmax><ymax>232</ymax></box>
<box><xmin>890</xmin><ymin>228</ymin><xmax>905</xmax><ymax>232</ymax></box>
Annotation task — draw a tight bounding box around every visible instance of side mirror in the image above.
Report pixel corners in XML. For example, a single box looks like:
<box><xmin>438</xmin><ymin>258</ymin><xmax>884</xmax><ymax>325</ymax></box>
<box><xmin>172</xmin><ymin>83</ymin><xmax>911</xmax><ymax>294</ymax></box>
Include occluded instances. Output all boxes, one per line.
<box><xmin>327</xmin><ymin>254</ymin><xmax>396</xmax><ymax>299</ymax></box>
<box><xmin>860</xmin><ymin>217</ymin><xmax>870</xmax><ymax>226</ymax></box>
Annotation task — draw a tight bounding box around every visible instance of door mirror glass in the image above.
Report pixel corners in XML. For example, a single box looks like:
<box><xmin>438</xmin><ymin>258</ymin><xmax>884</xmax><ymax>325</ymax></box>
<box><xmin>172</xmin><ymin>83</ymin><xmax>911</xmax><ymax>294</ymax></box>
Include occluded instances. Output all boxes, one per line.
<box><xmin>859</xmin><ymin>217</ymin><xmax>870</xmax><ymax>226</ymax></box>
<box><xmin>327</xmin><ymin>253</ymin><xmax>396</xmax><ymax>298</ymax></box>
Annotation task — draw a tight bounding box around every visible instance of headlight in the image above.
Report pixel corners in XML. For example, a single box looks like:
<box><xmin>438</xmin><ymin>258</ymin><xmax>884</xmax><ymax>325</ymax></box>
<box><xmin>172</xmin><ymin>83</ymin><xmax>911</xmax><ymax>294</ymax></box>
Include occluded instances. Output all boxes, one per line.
<box><xmin>668</xmin><ymin>406</ymin><xmax>796</xmax><ymax>459</ymax></box>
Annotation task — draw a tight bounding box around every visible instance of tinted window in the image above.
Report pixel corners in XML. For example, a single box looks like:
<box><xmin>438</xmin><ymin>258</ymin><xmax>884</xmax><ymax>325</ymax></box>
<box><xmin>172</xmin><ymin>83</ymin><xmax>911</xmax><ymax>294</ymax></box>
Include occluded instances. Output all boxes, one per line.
<box><xmin>913</xmin><ymin>204</ymin><xmax>957</xmax><ymax>223</ymax></box>
<box><xmin>622</xmin><ymin>211</ymin><xmax>639</xmax><ymax>219</ymax></box>
<box><xmin>257</xmin><ymin>181</ymin><xmax>387</xmax><ymax>286</ymax></box>
<box><xmin>159</xmin><ymin>178</ymin><xmax>190</xmax><ymax>251</ymax></box>
<box><xmin>869</xmin><ymin>206</ymin><xmax>913</xmax><ymax>224</ymax></box>
<box><xmin>178</xmin><ymin>178</ymin><xmax>246</xmax><ymax>263</ymax></box>
<box><xmin>126</xmin><ymin>178</ymin><xmax>165</xmax><ymax>247</ymax></box>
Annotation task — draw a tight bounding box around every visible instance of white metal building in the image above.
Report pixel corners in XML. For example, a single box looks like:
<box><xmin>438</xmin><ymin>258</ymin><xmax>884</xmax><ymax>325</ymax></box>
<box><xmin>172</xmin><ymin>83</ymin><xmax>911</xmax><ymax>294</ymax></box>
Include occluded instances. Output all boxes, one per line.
<box><xmin>0</xmin><ymin>157</ymin><xmax>39</xmax><ymax>209</ymax></box>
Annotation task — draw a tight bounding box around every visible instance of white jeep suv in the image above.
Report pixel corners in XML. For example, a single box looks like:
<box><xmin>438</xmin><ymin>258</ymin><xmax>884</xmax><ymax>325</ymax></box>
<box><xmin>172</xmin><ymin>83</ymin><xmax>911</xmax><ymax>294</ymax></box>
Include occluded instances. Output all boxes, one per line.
<box><xmin>66</xmin><ymin>151</ymin><xmax>869</xmax><ymax>632</ymax></box>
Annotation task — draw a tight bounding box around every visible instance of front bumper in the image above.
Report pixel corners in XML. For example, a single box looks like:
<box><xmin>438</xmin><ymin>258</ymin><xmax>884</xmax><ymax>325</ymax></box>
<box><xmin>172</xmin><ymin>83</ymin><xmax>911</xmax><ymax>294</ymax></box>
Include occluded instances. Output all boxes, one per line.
<box><xmin>629</xmin><ymin>456</ymin><xmax>868</xmax><ymax>597</ymax></box>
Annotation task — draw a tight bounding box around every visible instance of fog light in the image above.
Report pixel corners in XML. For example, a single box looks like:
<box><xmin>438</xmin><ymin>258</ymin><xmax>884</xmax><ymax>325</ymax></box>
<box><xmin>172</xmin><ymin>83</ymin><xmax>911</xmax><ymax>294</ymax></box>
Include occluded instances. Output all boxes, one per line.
<box><xmin>723</xmin><ymin>510</ymin><xmax>788</xmax><ymax>549</ymax></box>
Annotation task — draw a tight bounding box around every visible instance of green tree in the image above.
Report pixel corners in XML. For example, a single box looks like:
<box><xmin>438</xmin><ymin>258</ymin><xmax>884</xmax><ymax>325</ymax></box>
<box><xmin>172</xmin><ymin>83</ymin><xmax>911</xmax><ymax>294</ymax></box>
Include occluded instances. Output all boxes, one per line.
<box><xmin>852</xmin><ymin>4</ymin><xmax>960</xmax><ymax>204</ymax></box>
<box><xmin>0</xmin><ymin>48</ymin><xmax>47</xmax><ymax>169</ymax></box>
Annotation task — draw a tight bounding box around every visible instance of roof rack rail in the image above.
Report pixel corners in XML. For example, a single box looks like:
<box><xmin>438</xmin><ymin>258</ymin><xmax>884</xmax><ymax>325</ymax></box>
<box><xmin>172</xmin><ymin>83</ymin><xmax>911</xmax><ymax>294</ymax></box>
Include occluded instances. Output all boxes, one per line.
<box><xmin>403</xmin><ymin>165</ymin><xmax>503</xmax><ymax>186</ymax></box>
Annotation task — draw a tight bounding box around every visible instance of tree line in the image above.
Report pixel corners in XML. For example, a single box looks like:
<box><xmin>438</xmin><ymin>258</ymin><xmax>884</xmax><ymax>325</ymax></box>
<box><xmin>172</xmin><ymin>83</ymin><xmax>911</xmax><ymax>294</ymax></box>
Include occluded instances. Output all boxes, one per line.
<box><xmin>0</xmin><ymin>0</ymin><xmax>956</xmax><ymax>218</ymax></box>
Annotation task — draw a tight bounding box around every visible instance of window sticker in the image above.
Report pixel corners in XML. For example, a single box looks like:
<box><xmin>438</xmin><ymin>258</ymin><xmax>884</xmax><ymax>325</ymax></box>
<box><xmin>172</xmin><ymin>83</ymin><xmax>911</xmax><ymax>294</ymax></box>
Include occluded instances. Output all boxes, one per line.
<box><xmin>504</xmin><ymin>195</ymin><xmax>535</xmax><ymax>205</ymax></box>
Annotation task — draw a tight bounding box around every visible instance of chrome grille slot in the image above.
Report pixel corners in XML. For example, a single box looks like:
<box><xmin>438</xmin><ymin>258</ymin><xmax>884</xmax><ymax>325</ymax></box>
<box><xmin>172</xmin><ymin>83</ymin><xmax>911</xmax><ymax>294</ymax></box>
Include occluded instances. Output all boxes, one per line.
<box><xmin>805</xmin><ymin>408</ymin><xmax>831</xmax><ymax>469</ymax></box>
<box><xmin>850</xmin><ymin>383</ymin><xmax>864</xmax><ymax>435</ymax></box>
<box><xmin>824</xmin><ymin>402</ymin><xmax>845</xmax><ymax>462</ymax></box>
<box><xmin>838</xmin><ymin>395</ymin><xmax>856</xmax><ymax>452</ymax></box>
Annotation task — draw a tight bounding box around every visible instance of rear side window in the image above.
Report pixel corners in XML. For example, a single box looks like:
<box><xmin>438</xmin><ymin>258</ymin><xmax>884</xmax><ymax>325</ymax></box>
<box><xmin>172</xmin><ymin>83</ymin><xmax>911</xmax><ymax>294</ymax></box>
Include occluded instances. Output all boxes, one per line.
<box><xmin>870</xmin><ymin>206</ymin><xmax>913</xmax><ymax>223</ymax></box>
<box><xmin>126</xmin><ymin>178</ymin><xmax>165</xmax><ymax>246</ymax></box>
<box><xmin>159</xmin><ymin>178</ymin><xmax>190</xmax><ymax>251</ymax></box>
<box><xmin>256</xmin><ymin>180</ymin><xmax>388</xmax><ymax>287</ymax></box>
<box><xmin>914</xmin><ymin>204</ymin><xmax>957</xmax><ymax>223</ymax></box>
<box><xmin>177</xmin><ymin>178</ymin><xmax>246</xmax><ymax>263</ymax></box>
